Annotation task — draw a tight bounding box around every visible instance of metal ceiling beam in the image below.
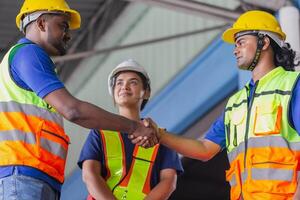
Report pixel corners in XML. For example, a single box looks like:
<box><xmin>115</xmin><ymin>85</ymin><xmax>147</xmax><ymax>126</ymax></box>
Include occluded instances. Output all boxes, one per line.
<box><xmin>125</xmin><ymin>0</ymin><xmax>242</xmax><ymax>23</ymax></box>
<box><xmin>67</xmin><ymin>1</ymin><xmax>110</xmax><ymax>54</ymax></box>
<box><xmin>52</xmin><ymin>24</ymin><xmax>228</xmax><ymax>63</ymax></box>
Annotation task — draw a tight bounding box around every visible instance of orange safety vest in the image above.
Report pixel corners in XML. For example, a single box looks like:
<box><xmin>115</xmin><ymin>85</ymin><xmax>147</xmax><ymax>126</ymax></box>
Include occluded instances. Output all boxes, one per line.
<box><xmin>87</xmin><ymin>130</ymin><xmax>159</xmax><ymax>200</ymax></box>
<box><xmin>0</xmin><ymin>43</ymin><xmax>69</xmax><ymax>183</ymax></box>
<box><xmin>224</xmin><ymin>67</ymin><xmax>300</xmax><ymax>200</ymax></box>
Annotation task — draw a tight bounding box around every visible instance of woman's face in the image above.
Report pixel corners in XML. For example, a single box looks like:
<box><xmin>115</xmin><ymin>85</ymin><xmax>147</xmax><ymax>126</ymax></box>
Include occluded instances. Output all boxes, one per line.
<box><xmin>113</xmin><ymin>71</ymin><xmax>149</xmax><ymax>109</ymax></box>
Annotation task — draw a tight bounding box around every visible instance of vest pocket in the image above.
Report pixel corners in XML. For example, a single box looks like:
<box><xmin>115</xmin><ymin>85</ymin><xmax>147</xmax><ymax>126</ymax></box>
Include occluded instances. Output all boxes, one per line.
<box><xmin>253</xmin><ymin>104</ymin><xmax>282</xmax><ymax>136</ymax></box>
<box><xmin>230</xmin><ymin>107</ymin><xmax>246</xmax><ymax>147</ymax></box>
<box><xmin>247</xmin><ymin>156</ymin><xmax>297</xmax><ymax>194</ymax></box>
<box><xmin>38</xmin><ymin>121</ymin><xmax>70</xmax><ymax>160</ymax></box>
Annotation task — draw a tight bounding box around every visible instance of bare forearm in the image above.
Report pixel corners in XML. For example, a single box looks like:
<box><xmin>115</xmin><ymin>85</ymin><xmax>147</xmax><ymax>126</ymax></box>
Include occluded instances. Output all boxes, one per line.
<box><xmin>45</xmin><ymin>88</ymin><xmax>159</xmax><ymax>143</ymax></box>
<box><xmin>44</xmin><ymin>88</ymin><xmax>136</xmax><ymax>134</ymax></box>
<box><xmin>160</xmin><ymin>131</ymin><xmax>220</xmax><ymax>161</ymax></box>
<box><xmin>145</xmin><ymin>169</ymin><xmax>177</xmax><ymax>200</ymax></box>
<box><xmin>67</xmin><ymin>100</ymin><xmax>135</xmax><ymax>133</ymax></box>
<box><xmin>82</xmin><ymin>160</ymin><xmax>116</xmax><ymax>200</ymax></box>
<box><xmin>145</xmin><ymin>179</ymin><xmax>176</xmax><ymax>200</ymax></box>
<box><xmin>84</xmin><ymin>176</ymin><xmax>116</xmax><ymax>200</ymax></box>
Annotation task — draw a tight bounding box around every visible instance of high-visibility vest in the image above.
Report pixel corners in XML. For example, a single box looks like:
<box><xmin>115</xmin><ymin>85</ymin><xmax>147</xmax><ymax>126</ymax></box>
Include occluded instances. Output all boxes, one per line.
<box><xmin>88</xmin><ymin>130</ymin><xmax>159</xmax><ymax>200</ymax></box>
<box><xmin>224</xmin><ymin>67</ymin><xmax>300</xmax><ymax>200</ymax></box>
<box><xmin>0</xmin><ymin>43</ymin><xmax>69</xmax><ymax>183</ymax></box>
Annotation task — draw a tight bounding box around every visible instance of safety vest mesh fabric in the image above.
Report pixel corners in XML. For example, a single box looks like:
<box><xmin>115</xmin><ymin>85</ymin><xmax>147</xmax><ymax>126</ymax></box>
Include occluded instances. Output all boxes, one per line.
<box><xmin>224</xmin><ymin>67</ymin><xmax>300</xmax><ymax>200</ymax></box>
<box><xmin>0</xmin><ymin>44</ymin><xmax>69</xmax><ymax>183</ymax></box>
<box><xmin>98</xmin><ymin>130</ymin><xmax>159</xmax><ymax>200</ymax></box>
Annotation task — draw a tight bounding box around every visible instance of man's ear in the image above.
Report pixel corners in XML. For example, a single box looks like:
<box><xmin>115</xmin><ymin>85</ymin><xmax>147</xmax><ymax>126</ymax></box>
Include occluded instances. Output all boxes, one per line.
<box><xmin>262</xmin><ymin>36</ymin><xmax>271</xmax><ymax>50</ymax></box>
<box><xmin>36</xmin><ymin>17</ymin><xmax>47</xmax><ymax>32</ymax></box>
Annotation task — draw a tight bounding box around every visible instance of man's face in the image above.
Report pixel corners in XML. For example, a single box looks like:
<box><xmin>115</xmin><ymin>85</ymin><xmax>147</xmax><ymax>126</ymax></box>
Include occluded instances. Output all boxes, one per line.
<box><xmin>234</xmin><ymin>34</ymin><xmax>258</xmax><ymax>70</ymax></box>
<box><xmin>42</xmin><ymin>14</ymin><xmax>71</xmax><ymax>56</ymax></box>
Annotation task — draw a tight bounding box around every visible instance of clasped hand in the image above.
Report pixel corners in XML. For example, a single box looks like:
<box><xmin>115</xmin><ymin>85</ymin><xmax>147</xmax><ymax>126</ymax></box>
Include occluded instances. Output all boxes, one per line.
<box><xmin>129</xmin><ymin>118</ymin><xmax>161</xmax><ymax>148</ymax></box>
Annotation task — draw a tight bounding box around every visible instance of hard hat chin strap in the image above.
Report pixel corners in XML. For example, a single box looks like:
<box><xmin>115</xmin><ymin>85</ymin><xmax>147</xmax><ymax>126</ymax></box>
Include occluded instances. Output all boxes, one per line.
<box><xmin>247</xmin><ymin>33</ymin><xmax>265</xmax><ymax>71</ymax></box>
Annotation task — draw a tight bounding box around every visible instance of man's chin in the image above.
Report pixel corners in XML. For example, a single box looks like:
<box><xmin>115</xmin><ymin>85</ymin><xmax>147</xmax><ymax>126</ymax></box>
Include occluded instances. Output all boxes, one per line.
<box><xmin>53</xmin><ymin>44</ymin><xmax>67</xmax><ymax>56</ymax></box>
<box><xmin>237</xmin><ymin>65</ymin><xmax>251</xmax><ymax>71</ymax></box>
<box><xmin>58</xmin><ymin>48</ymin><xmax>67</xmax><ymax>56</ymax></box>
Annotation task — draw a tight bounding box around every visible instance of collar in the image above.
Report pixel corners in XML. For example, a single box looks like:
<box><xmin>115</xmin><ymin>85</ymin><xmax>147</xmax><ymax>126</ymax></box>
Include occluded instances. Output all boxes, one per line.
<box><xmin>17</xmin><ymin>38</ymin><xmax>34</xmax><ymax>44</ymax></box>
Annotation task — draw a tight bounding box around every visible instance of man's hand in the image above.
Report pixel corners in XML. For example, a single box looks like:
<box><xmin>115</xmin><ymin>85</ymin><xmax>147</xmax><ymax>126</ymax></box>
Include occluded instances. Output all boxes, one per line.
<box><xmin>143</xmin><ymin>118</ymin><xmax>165</xmax><ymax>141</ymax></box>
<box><xmin>129</xmin><ymin>120</ymin><xmax>159</xmax><ymax>148</ymax></box>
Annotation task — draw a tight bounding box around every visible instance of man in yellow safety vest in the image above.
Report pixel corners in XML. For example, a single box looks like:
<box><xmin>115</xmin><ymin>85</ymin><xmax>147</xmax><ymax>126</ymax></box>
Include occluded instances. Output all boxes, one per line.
<box><xmin>0</xmin><ymin>1</ymin><xmax>158</xmax><ymax>199</ymax></box>
<box><xmin>137</xmin><ymin>10</ymin><xmax>300</xmax><ymax>200</ymax></box>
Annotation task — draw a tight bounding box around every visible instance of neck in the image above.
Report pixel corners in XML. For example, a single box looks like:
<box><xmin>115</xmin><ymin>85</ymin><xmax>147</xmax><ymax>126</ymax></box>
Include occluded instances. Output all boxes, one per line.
<box><xmin>118</xmin><ymin>106</ymin><xmax>140</xmax><ymax>122</ymax></box>
<box><xmin>25</xmin><ymin>31</ymin><xmax>40</xmax><ymax>45</ymax></box>
<box><xmin>251</xmin><ymin>53</ymin><xmax>276</xmax><ymax>82</ymax></box>
<box><xmin>26</xmin><ymin>31</ymin><xmax>54</xmax><ymax>56</ymax></box>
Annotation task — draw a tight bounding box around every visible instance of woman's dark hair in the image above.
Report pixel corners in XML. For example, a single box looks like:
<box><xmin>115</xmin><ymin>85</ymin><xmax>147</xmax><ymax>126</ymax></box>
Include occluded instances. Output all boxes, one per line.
<box><xmin>136</xmin><ymin>71</ymin><xmax>151</xmax><ymax>110</ymax></box>
<box><xmin>269</xmin><ymin>37</ymin><xmax>298</xmax><ymax>71</ymax></box>
<box><xmin>112</xmin><ymin>71</ymin><xmax>151</xmax><ymax>111</ymax></box>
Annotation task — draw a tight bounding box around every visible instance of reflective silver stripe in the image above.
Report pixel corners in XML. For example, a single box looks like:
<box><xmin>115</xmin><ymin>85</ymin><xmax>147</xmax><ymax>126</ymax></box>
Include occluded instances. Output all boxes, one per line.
<box><xmin>241</xmin><ymin>171</ymin><xmax>247</xmax><ymax>184</ymax></box>
<box><xmin>0</xmin><ymin>130</ymin><xmax>67</xmax><ymax>160</ymax></box>
<box><xmin>0</xmin><ymin>130</ymin><xmax>36</xmax><ymax>144</ymax></box>
<box><xmin>248</xmin><ymin>136</ymin><xmax>300</xmax><ymax>151</ymax></box>
<box><xmin>228</xmin><ymin>136</ymin><xmax>300</xmax><ymax>163</ymax></box>
<box><xmin>228</xmin><ymin>142</ymin><xmax>245</xmax><ymax>163</ymax></box>
<box><xmin>40</xmin><ymin>138</ymin><xmax>67</xmax><ymax>160</ymax></box>
<box><xmin>251</xmin><ymin>168</ymin><xmax>293</xmax><ymax>181</ymax></box>
<box><xmin>228</xmin><ymin>171</ymin><xmax>247</xmax><ymax>187</ymax></box>
<box><xmin>0</xmin><ymin>101</ymin><xmax>63</xmax><ymax>126</ymax></box>
<box><xmin>229</xmin><ymin>168</ymin><xmax>292</xmax><ymax>189</ymax></box>
<box><xmin>229</xmin><ymin>174</ymin><xmax>236</xmax><ymax>186</ymax></box>
<box><xmin>248</xmin><ymin>136</ymin><xmax>290</xmax><ymax>148</ymax></box>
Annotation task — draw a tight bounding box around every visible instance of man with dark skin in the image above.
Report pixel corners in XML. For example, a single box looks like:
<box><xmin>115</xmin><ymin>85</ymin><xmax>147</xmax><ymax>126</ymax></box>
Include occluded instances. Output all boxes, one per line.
<box><xmin>32</xmin><ymin>14</ymin><xmax>156</xmax><ymax>143</ymax></box>
<box><xmin>0</xmin><ymin>1</ymin><xmax>157</xmax><ymax>199</ymax></box>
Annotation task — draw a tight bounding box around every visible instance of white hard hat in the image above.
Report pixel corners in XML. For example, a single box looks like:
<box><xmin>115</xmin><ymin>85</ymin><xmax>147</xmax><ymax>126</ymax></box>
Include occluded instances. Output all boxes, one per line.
<box><xmin>108</xmin><ymin>59</ymin><xmax>151</xmax><ymax>96</ymax></box>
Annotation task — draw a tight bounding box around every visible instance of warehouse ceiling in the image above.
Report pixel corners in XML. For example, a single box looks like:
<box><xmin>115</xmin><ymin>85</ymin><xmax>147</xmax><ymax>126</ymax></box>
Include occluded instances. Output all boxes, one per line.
<box><xmin>0</xmin><ymin>0</ymin><xmax>128</xmax><ymax>80</ymax></box>
<box><xmin>0</xmin><ymin>0</ymin><xmax>291</xmax><ymax>82</ymax></box>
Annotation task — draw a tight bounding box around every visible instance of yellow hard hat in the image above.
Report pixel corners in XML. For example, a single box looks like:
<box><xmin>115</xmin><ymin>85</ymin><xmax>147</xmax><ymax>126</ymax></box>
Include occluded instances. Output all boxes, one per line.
<box><xmin>222</xmin><ymin>10</ymin><xmax>286</xmax><ymax>44</ymax></box>
<box><xmin>16</xmin><ymin>0</ymin><xmax>81</xmax><ymax>30</ymax></box>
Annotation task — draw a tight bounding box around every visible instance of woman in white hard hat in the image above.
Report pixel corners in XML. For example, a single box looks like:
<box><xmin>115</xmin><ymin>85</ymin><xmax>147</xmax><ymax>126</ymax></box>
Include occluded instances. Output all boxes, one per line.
<box><xmin>78</xmin><ymin>59</ymin><xmax>183</xmax><ymax>200</ymax></box>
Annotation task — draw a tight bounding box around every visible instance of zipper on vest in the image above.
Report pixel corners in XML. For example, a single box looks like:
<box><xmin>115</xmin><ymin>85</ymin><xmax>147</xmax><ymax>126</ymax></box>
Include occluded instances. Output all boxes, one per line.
<box><xmin>226</xmin><ymin>124</ymin><xmax>230</xmax><ymax>149</ymax></box>
<box><xmin>243</xmin><ymin>81</ymin><xmax>258</xmax><ymax>168</ymax></box>
<box><xmin>233</xmin><ymin>125</ymin><xmax>237</xmax><ymax>147</ymax></box>
<box><xmin>41</xmin><ymin>129</ymin><xmax>70</xmax><ymax>145</ymax></box>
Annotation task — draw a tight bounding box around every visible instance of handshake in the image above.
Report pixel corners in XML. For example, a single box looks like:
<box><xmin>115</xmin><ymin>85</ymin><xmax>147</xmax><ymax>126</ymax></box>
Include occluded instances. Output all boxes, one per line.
<box><xmin>129</xmin><ymin>118</ymin><xmax>166</xmax><ymax>148</ymax></box>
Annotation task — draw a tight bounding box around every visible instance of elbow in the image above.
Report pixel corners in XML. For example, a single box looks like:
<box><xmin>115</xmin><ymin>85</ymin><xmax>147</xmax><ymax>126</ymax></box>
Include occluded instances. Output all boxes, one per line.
<box><xmin>82</xmin><ymin>169</ymin><xmax>88</xmax><ymax>184</ymax></box>
<box><xmin>82</xmin><ymin>169</ymin><xmax>92</xmax><ymax>185</ymax></box>
<box><xmin>169</xmin><ymin>176</ymin><xmax>177</xmax><ymax>193</ymax></box>
<box><xmin>166</xmin><ymin>177</ymin><xmax>177</xmax><ymax>198</ymax></box>
<box><xmin>170</xmin><ymin>181</ymin><xmax>177</xmax><ymax>193</ymax></box>
<box><xmin>201</xmin><ymin>155</ymin><xmax>214</xmax><ymax>162</ymax></box>
<box><xmin>201</xmin><ymin>158</ymin><xmax>211</xmax><ymax>162</ymax></box>
<box><xmin>201</xmin><ymin>153</ymin><xmax>216</xmax><ymax>162</ymax></box>
<box><xmin>193</xmin><ymin>151</ymin><xmax>215</xmax><ymax>162</ymax></box>
<box><xmin>62</xmin><ymin>107</ymin><xmax>81</xmax><ymax>122</ymax></box>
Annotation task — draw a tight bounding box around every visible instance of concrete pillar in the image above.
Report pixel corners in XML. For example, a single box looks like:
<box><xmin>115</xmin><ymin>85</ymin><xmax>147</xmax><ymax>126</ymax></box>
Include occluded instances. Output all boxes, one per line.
<box><xmin>279</xmin><ymin>6</ymin><xmax>300</xmax><ymax>70</ymax></box>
